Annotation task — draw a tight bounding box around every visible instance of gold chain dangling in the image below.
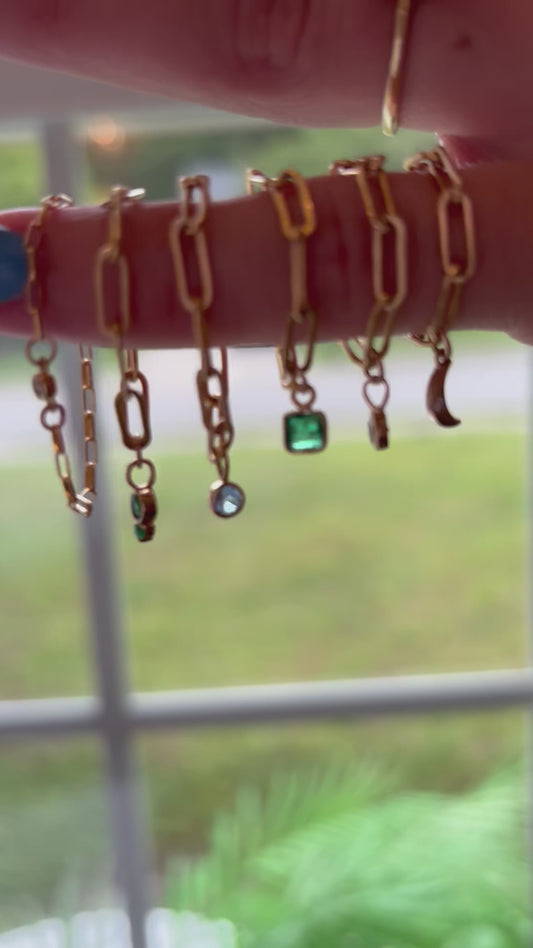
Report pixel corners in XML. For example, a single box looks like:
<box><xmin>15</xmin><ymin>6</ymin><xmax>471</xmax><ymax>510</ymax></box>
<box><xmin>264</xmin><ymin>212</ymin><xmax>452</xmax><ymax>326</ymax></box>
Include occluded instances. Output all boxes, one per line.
<box><xmin>169</xmin><ymin>175</ymin><xmax>245</xmax><ymax>518</ymax></box>
<box><xmin>25</xmin><ymin>194</ymin><xmax>97</xmax><ymax>517</ymax></box>
<box><xmin>94</xmin><ymin>185</ymin><xmax>158</xmax><ymax>542</ymax></box>
<box><xmin>330</xmin><ymin>156</ymin><xmax>408</xmax><ymax>449</ymax></box>
<box><xmin>246</xmin><ymin>168</ymin><xmax>327</xmax><ymax>455</ymax></box>
<box><xmin>404</xmin><ymin>146</ymin><xmax>476</xmax><ymax>427</ymax></box>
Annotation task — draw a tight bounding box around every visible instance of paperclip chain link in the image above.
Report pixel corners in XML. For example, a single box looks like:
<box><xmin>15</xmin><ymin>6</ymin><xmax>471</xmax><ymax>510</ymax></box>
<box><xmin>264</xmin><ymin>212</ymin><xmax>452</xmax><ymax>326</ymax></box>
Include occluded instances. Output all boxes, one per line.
<box><xmin>95</xmin><ymin>186</ymin><xmax>152</xmax><ymax>460</ymax></box>
<box><xmin>402</xmin><ymin>145</ymin><xmax>476</xmax><ymax>428</ymax></box>
<box><xmin>25</xmin><ymin>195</ymin><xmax>96</xmax><ymax>516</ymax></box>
<box><xmin>331</xmin><ymin>155</ymin><xmax>407</xmax><ymax>369</ymax></box>
<box><xmin>170</xmin><ymin>176</ymin><xmax>245</xmax><ymax>514</ymax></box>
<box><xmin>94</xmin><ymin>185</ymin><xmax>157</xmax><ymax>540</ymax></box>
<box><xmin>330</xmin><ymin>156</ymin><xmax>407</xmax><ymax>447</ymax></box>
<box><xmin>404</xmin><ymin>146</ymin><xmax>476</xmax><ymax>354</ymax></box>
<box><xmin>170</xmin><ymin>175</ymin><xmax>233</xmax><ymax>482</ymax></box>
<box><xmin>247</xmin><ymin>168</ymin><xmax>318</xmax><ymax>412</ymax></box>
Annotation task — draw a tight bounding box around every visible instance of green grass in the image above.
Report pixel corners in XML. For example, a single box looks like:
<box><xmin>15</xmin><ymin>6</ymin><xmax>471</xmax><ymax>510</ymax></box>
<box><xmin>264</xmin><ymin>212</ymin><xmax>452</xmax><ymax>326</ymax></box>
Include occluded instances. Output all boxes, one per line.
<box><xmin>0</xmin><ymin>433</ymin><xmax>526</xmax><ymax>699</ymax></box>
<box><xmin>0</xmin><ymin>140</ymin><xmax>44</xmax><ymax>209</ymax></box>
<box><xmin>0</xmin><ymin>432</ymin><xmax>527</xmax><ymax>864</ymax></box>
<box><xmin>0</xmin><ymin>430</ymin><xmax>527</xmax><ymax>929</ymax></box>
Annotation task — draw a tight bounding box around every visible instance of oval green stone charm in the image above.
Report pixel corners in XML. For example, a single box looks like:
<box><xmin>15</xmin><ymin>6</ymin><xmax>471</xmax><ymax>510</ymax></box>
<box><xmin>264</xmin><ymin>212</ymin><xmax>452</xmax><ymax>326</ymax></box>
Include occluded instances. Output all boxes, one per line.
<box><xmin>131</xmin><ymin>493</ymin><xmax>142</xmax><ymax>520</ymax></box>
<box><xmin>130</xmin><ymin>488</ymin><xmax>157</xmax><ymax>540</ymax></box>
<box><xmin>134</xmin><ymin>521</ymin><xmax>155</xmax><ymax>542</ymax></box>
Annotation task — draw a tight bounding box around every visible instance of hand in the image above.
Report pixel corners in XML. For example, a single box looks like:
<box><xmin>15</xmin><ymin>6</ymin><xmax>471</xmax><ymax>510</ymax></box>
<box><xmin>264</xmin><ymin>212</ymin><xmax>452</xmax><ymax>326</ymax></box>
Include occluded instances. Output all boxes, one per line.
<box><xmin>0</xmin><ymin>0</ymin><xmax>532</xmax><ymax>346</ymax></box>
<box><xmin>1</xmin><ymin>0</ymin><xmax>531</xmax><ymax>154</ymax></box>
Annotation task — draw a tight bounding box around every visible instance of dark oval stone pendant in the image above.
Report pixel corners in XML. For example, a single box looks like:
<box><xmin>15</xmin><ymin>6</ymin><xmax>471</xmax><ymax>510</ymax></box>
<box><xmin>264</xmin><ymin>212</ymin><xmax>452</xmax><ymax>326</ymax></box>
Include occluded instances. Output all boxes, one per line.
<box><xmin>368</xmin><ymin>408</ymin><xmax>389</xmax><ymax>450</ymax></box>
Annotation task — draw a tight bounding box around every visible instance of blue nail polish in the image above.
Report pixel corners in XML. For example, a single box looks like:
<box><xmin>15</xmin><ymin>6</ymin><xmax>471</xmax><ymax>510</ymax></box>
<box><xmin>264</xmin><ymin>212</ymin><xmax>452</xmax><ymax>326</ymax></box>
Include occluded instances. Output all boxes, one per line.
<box><xmin>0</xmin><ymin>227</ymin><xmax>27</xmax><ymax>303</ymax></box>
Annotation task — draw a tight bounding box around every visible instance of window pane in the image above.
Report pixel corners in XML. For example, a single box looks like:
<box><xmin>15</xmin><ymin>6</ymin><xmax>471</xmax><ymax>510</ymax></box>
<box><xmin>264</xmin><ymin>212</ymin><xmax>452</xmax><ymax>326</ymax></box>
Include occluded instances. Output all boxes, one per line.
<box><xmin>0</xmin><ymin>121</ymin><xmax>527</xmax><ymax>704</ymax></box>
<box><xmin>0</xmin><ymin>450</ymin><xmax>92</xmax><ymax>699</ymax></box>
<box><xmin>0</xmin><ymin>739</ymin><xmax>115</xmax><ymax>933</ymax></box>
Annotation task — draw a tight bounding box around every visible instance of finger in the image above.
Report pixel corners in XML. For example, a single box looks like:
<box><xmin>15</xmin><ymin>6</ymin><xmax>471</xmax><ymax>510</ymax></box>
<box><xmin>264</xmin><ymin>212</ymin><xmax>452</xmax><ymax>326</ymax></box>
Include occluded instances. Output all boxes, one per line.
<box><xmin>0</xmin><ymin>160</ymin><xmax>530</xmax><ymax>348</ymax></box>
<box><xmin>0</xmin><ymin>0</ymin><xmax>532</xmax><ymax>150</ymax></box>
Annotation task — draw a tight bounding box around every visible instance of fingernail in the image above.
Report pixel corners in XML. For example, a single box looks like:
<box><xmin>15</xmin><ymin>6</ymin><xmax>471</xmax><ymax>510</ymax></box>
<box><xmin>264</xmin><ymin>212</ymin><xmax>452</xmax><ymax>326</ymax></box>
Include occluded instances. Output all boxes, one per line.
<box><xmin>0</xmin><ymin>227</ymin><xmax>27</xmax><ymax>303</ymax></box>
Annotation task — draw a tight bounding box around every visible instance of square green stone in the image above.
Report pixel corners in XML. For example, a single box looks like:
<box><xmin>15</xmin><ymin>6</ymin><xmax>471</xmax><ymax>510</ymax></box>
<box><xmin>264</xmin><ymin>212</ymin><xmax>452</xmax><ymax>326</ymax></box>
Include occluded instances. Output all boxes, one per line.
<box><xmin>284</xmin><ymin>411</ymin><xmax>327</xmax><ymax>454</ymax></box>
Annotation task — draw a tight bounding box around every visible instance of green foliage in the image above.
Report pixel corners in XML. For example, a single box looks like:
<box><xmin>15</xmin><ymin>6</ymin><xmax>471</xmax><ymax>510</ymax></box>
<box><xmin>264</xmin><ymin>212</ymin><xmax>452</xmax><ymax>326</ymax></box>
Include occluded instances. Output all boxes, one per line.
<box><xmin>231</xmin><ymin>127</ymin><xmax>435</xmax><ymax>179</ymax></box>
<box><xmin>84</xmin><ymin>124</ymin><xmax>436</xmax><ymax>200</ymax></box>
<box><xmin>166</xmin><ymin>770</ymin><xmax>529</xmax><ymax>948</ymax></box>
<box><xmin>0</xmin><ymin>139</ymin><xmax>44</xmax><ymax>208</ymax></box>
<box><xmin>0</xmin><ymin>120</ymin><xmax>435</xmax><ymax>210</ymax></box>
<box><xmin>85</xmin><ymin>127</ymin><xmax>297</xmax><ymax>199</ymax></box>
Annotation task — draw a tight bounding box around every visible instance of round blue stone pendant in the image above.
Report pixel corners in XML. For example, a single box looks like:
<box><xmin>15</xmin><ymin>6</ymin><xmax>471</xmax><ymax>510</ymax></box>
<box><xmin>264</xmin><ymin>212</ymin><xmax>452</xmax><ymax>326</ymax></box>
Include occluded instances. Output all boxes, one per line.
<box><xmin>209</xmin><ymin>480</ymin><xmax>245</xmax><ymax>518</ymax></box>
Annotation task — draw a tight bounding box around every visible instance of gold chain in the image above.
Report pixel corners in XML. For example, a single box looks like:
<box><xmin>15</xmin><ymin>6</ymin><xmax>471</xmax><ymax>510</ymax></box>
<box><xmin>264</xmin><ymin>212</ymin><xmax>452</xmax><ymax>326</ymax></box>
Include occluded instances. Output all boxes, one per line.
<box><xmin>169</xmin><ymin>175</ymin><xmax>245</xmax><ymax>515</ymax></box>
<box><xmin>94</xmin><ymin>185</ymin><xmax>157</xmax><ymax>541</ymax></box>
<box><xmin>247</xmin><ymin>168</ymin><xmax>319</xmax><ymax>413</ymax></box>
<box><xmin>95</xmin><ymin>186</ymin><xmax>151</xmax><ymax>454</ymax></box>
<box><xmin>170</xmin><ymin>175</ymin><xmax>232</xmax><ymax>482</ymax></box>
<box><xmin>330</xmin><ymin>156</ymin><xmax>407</xmax><ymax>449</ymax></box>
<box><xmin>331</xmin><ymin>155</ymin><xmax>407</xmax><ymax>368</ymax></box>
<box><xmin>404</xmin><ymin>146</ymin><xmax>476</xmax><ymax>350</ymax></box>
<box><xmin>25</xmin><ymin>195</ymin><xmax>96</xmax><ymax>517</ymax></box>
<box><xmin>403</xmin><ymin>145</ymin><xmax>475</xmax><ymax>428</ymax></box>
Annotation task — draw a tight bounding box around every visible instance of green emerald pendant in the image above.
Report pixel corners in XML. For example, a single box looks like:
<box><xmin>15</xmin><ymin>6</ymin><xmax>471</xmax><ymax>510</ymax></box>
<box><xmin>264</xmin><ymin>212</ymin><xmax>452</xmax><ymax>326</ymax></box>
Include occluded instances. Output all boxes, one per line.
<box><xmin>131</xmin><ymin>493</ymin><xmax>142</xmax><ymax>520</ymax></box>
<box><xmin>284</xmin><ymin>411</ymin><xmax>327</xmax><ymax>454</ymax></box>
<box><xmin>134</xmin><ymin>521</ymin><xmax>155</xmax><ymax>543</ymax></box>
<box><xmin>130</xmin><ymin>489</ymin><xmax>157</xmax><ymax>542</ymax></box>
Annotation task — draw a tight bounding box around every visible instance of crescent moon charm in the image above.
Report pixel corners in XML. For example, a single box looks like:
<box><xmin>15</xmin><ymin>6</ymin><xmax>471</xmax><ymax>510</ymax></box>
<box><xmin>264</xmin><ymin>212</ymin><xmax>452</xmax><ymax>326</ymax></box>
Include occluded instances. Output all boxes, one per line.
<box><xmin>426</xmin><ymin>357</ymin><xmax>461</xmax><ymax>428</ymax></box>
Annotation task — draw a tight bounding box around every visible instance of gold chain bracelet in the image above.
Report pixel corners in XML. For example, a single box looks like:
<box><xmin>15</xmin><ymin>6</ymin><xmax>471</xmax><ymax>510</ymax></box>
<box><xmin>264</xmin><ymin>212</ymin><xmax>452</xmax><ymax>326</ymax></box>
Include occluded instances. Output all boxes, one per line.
<box><xmin>404</xmin><ymin>146</ymin><xmax>476</xmax><ymax>427</ymax></box>
<box><xmin>330</xmin><ymin>155</ymin><xmax>407</xmax><ymax>449</ymax></box>
<box><xmin>169</xmin><ymin>175</ymin><xmax>245</xmax><ymax>518</ymax></box>
<box><xmin>25</xmin><ymin>194</ymin><xmax>97</xmax><ymax>517</ymax></box>
<box><xmin>94</xmin><ymin>185</ymin><xmax>158</xmax><ymax>542</ymax></box>
<box><xmin>247</xmin><ymin>168</ymin><xmax>327</xmax><ymax>454</ymax></box>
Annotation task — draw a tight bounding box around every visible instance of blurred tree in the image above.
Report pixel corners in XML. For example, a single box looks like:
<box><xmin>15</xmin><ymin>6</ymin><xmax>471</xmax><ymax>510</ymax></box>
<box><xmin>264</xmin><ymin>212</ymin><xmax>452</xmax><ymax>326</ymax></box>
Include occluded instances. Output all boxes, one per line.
<box><xmin>84</xmin><ymin>124</ymin><xmax>436</xmax><ymax>201</ymax></box>
<box><xmin>85</xmin><ymin>128</ymin><xmax>300</xmax><ymax>200</ymax></box>
<box><xmin>0</xmin><ymin>138</ymin><xmax>43</xmax><ymax>208</ymax></box>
